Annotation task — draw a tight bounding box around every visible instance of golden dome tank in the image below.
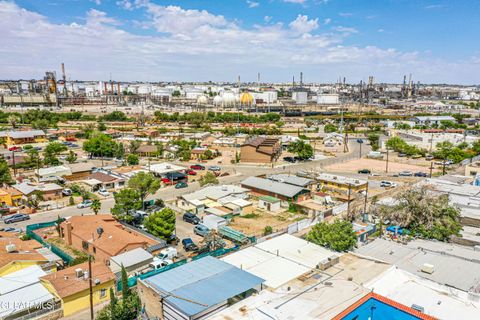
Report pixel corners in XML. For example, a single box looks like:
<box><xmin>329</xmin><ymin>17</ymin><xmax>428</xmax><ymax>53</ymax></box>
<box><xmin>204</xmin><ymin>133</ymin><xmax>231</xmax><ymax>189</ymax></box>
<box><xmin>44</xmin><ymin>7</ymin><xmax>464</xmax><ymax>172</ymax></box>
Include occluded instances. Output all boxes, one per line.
<box><xmin>240</xmin><ymin>92</ymin><xmax>254</xmax><ymax>105</ymax></box>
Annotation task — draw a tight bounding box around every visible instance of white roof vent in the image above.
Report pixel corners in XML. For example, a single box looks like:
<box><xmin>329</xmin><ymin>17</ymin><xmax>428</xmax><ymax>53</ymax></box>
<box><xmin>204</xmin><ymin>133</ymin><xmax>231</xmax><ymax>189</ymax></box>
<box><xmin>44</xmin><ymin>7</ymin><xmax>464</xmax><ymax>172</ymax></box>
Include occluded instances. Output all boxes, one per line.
<box><xmin>421</xmin><ymin>263</ymin><xmax>434</xmax><ymax>274</ymax></box>
<box><xmin>75</xmin><ymin>268</ymin><xmax>83</xmax><ymax>278</ymax></box>
<box><xmin>5</xmin><ymin>244</ymin><xmax>16</xmax><ymax>253</ymax></box>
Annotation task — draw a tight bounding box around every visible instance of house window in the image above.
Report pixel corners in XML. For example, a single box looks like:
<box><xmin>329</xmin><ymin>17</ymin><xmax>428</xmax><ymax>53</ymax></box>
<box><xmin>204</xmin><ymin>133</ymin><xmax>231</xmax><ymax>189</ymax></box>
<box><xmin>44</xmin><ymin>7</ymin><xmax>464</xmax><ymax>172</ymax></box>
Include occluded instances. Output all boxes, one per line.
<box><xmin>82</xmin><ymin>241</ymin><xmax>89</xmax><ymax>250</ymax></box>
<box><xmin>100</xmin><ymin>289</ymin><xmax>107</xmax><ymax>298</ymax></box>
<box><xmin>93</xmin><ymin>247</ymin><xmax>96</xmax><ymax>254</ymax></box>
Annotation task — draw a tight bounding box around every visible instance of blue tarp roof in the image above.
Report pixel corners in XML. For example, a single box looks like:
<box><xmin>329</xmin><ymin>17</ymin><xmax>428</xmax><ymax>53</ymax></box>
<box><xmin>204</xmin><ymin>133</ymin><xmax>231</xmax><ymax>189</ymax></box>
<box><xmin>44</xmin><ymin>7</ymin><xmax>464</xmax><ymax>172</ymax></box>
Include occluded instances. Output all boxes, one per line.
<box><xmin>144</xmin><ymin>256</ymin><xmax>264</xmax><ymax>316</ymax></box>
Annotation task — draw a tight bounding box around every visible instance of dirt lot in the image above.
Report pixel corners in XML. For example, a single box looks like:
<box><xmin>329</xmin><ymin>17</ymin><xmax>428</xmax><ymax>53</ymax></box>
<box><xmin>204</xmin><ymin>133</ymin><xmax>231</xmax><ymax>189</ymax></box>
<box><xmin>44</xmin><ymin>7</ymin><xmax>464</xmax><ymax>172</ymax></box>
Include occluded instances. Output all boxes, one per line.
<box><xmin>229</xmin><ymin>209</ymin><xmax>305</xmax><ymax>237</ymax></box>
<box><xmin>324</xmin><ymin>157</ymin><xmax>437</xmax><ymax>175</ymax></box>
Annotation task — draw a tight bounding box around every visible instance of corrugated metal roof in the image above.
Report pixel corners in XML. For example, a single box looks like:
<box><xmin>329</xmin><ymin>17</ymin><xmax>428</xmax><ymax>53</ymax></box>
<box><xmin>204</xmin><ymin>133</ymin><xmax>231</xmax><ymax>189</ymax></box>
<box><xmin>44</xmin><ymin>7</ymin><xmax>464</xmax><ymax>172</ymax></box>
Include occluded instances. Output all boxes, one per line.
<box><xmin>241</xmin><ymin>176</ymin><xmax>307</xmax><ymax>198</ymax></box>
<box><xmin>144</xmin><ymin>256</ymin><xmax>264</xmax><ymax>316</ymax></box>
<box><xmin>110</xmin><ymin>248</ymin><xmax>153</xmax><ymax>269</ymax></box>
<box><xmin>268</xmin><ymin>174</ymin><xmax>314</xmax><ymax>187</ymax></box>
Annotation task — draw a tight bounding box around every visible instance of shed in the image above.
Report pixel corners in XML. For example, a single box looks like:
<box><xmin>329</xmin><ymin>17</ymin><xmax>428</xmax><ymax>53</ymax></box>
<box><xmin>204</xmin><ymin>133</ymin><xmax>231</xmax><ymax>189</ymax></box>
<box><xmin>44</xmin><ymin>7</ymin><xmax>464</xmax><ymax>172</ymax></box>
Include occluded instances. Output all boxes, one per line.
<box><xmin>258</xmin><ymin>195</ymin><xmax>282</xmax><ymax>212</ymax></box>
<box><xmin>202</xmin><ymin>215</ymin><xmax>227</xmax><ymax>230</ymax></box>
<box><xmin>109</xmin><ymin>248</ymin><xmax>154</xmax><ymax>276</ymax></box>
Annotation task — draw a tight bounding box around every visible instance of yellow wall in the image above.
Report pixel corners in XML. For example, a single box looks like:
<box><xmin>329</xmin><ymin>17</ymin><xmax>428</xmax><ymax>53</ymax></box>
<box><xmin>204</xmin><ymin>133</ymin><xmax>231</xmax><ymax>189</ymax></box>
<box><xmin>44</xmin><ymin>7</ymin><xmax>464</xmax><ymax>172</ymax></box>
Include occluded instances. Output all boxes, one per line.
<box><xmin>61</xmin><ymin>280</ymin><xmax>114</xmax><ymax>316</ymax></box>
<box><xmin>0</xmin><ymin>192</ymin><xmax>22</xmax><ymax>206</ymax></box>
<box><xmin>0</xmin><ymin>260</ymin><xmax>47</xmax><ymax>276</ymax></box>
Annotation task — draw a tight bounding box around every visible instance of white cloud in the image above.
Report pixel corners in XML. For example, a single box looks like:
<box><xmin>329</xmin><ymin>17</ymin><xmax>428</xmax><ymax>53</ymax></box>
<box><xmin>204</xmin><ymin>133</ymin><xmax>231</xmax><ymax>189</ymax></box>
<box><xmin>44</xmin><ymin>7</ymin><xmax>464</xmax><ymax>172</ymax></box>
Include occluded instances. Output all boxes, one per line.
<box><xmin>246</xmin><ymin>1</ymin><xmax>259</xmax><ymax>8</ymax></box>
<box><xmin>116</xmin><ymin>0</ymin><xmax>133</xmax><ymax>11</ymax></box>
<box><xmin>91</xmin><ymin>0</ymin><xmax>101</xmax><ymax>5</ymax></box>
<box><xmin>323</xmin><ymin>18</ymin><xmax>331</xmax><ymax>25</ymax></box>
<box><xmin>0</xmin><ymin>1</ymin><xmax>476</xmax><ymax>83</ymax></box>
<box><xmin>289</xmin><ymin>15</ymin><xmax>319</xmax><ymax>34</ymax></box>
<box><xmin>339</xmin><ymin>12</ymin><xmax>353</xmax><ymax>17</ymax></box>
<box><xmin>264</xmin><ymin>15</ymin><xmax>272</xmax><ymax>23</ymax></box>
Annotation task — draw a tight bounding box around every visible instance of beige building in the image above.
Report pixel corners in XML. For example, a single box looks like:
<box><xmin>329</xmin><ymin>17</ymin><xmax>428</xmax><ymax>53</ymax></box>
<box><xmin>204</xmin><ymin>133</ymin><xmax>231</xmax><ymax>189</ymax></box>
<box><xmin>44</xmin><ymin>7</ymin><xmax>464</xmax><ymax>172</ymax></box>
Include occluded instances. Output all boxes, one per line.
<box><xmin>240</xmin><ymin>137</ymin><xmax>281</xmax><ymax>163</ymax></box>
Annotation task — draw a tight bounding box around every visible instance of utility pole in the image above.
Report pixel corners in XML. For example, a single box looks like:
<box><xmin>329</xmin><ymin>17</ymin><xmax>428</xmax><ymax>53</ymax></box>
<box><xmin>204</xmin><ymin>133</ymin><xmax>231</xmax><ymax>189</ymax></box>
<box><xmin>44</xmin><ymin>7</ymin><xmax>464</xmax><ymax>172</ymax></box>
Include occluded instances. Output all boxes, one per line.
<box><xmin>11</xmin><ymin>150</ymin><xmax>16</xmax><ymax>178</ymax></box>
<box><xmin>429</xmin><ymin>161</ymin><xmax>433</xmax><ymax>178</ymax></box>
<box><xmin>385</xmin><ymin>148</ymin><xmax>389</xmax><ymax>173</ymax></box>
<box><xmin>363</xmin><ymin>182</ymin><xmax>369</xmax><ymax>216</ymax></box>
<box><xmin>88</xmin><ymin>255</ymin><xmax>94</xmax><ymax>320</ymax></box>
<box><xmin>347</xmin><ymin>183</ymin><xmax>352</xmax><ymax>216</ymax></box>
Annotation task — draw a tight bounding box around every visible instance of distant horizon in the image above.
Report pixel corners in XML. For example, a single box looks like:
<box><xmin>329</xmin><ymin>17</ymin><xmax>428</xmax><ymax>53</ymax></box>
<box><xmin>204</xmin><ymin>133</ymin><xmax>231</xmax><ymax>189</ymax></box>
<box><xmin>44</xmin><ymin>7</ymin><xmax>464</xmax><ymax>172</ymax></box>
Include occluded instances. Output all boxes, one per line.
<box><xmin>1</xmin><ymin>0</ymin><xmax>479</xmax><ymax>84</ymax></box>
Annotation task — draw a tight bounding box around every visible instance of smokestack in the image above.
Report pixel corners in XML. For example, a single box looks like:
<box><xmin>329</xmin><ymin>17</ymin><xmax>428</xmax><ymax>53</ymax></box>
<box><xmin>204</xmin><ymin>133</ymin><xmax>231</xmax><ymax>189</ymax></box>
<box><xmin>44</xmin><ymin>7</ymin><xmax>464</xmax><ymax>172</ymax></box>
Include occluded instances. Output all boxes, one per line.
<box><xmin>300</xmin><ymin>72</ymin><xmax>303</xmax><ymax>87</ymax></box>
<box><xmin>61</xmin><ymin>63</ymin><xmax>68</xmax><ymax>97</ymax></box>
<box><xmin>117</xmin><ymin>82</ymin><xmax>121</xmax><ymax>95</ymax></box>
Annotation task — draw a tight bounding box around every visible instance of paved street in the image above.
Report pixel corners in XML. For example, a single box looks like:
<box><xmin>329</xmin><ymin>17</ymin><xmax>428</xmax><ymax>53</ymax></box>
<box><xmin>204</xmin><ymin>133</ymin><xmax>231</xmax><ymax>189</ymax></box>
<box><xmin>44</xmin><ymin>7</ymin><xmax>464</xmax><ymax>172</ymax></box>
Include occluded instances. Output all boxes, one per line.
<box><xmin>0</xmin><ymin>141</ymin><xmax>367</xmax><ymax>231</ymax></box>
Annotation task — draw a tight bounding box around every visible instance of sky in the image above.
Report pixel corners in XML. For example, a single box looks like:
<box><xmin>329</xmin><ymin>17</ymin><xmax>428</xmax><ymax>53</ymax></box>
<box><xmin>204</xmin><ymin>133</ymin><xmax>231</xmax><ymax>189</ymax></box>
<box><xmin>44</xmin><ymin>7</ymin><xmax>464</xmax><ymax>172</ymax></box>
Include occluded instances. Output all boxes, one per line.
<box><xmin>1</xmin><ymin>0</ymin><xmax>479</xmax><ymax>84</ymax></box>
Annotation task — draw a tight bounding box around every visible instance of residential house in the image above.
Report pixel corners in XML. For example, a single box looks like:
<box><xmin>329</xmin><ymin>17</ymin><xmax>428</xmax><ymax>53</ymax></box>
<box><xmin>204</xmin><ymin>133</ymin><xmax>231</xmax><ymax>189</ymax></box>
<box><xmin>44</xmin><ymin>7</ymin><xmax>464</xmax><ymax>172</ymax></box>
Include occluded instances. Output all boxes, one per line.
<box><xmin>176</xmin><ymin>185</ymin><xmax>250</xmax><ymax>215</ymax></box>
<box><xmin>316</xmin><ymin>173</ymin><xmax>368</xmax><ymax>195</ymax></box>
<box><xmin>268</xmin><ymin>174</ymin><xmax>315</xmax><ymax>190</ymax></box>
<box><xmin>0</xmin><ymin>265</ymin><xmax>60</xmax><ymax>320</ymax></box>
<box><xmin>0</xmin><ymin>231</ymin><xmax>60</xmax><ymax>276</ymax></box>
<box><xmin>241</xmin><ymin>176</ymin><xmax>311</xmax><ymax>203</ymax></box>
<box><xmin>135</xmin><ymin>144</ymin><xmax>159</xmax><ymax>157</ymax></box>
<box><xmin>38</xmin><ymin>165</ymin><xmax>72</xmax><ymax>181</ymax></box>
<box><xmin>240</xmin><ymin>137</ymin><xmax>281</xmax><ymax>163</ymax></box>
<box><xmin>0</xmin><ymin>130</ymin><xmax>47</xmax><ymax>146</ymax></box>
<box><xmin>258</xmin><ymin>195</ymin><xmax>282</xmax><ymax>212</ymax></box>
<box><xmin>59</xmin><ymin>215</ymin><xmax>163</xmax><ymax>263</ymax></box>
<box><xmin>323</xmin><ymin>132</ymin><xmax>344</xmax><ymax>147</ymax></box>
<box><xmin>84</xmin><ymin>171</ymin><xmax>125</xmax><ymax>191</ymax></box>
<box><xmin>41</xmin><ymin>262</ymin><xmax>115</xmax><ymax>317</ymax></box>
<box><xmin>65</xmin><ymin>162</ymin><xmax>95</xmax><ymax>181</ymax></box>
<box><xmin>13</xmin><ymin>181</ymin><xmax>63</xmax><ymax>200</ymax></box>
<box><xmin>410</xmin><ymin>115</ymin><xmax>456</xmax><ymax>126</ymax></box>
<box><xmin>138</xmin><ymin>256</ymin><xmax>264</xmax><ymax>320</ymax></box>
<box><xmin>0</xmin><ymin>187</ymin><xmax>23</xmax><ymax>206</ymax></box>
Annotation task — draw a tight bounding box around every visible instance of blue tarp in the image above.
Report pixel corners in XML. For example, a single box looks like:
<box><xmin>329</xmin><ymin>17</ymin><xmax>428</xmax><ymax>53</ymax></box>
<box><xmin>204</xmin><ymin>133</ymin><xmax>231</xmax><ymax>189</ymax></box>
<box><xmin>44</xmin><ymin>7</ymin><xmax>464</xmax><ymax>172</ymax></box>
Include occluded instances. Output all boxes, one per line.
<box><xmin>386</xmin><ymin>225</ymin><xmax>409</xmax><ymax>235</ymax></box>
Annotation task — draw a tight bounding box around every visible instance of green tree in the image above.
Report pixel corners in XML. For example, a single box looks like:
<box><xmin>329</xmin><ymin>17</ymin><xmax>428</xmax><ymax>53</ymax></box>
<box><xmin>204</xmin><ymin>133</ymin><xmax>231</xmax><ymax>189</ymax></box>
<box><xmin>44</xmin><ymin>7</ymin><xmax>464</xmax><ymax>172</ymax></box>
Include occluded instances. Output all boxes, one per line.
<box><xmin>367</xmin><ymin>133</ymin><xmax>380</xmax><ymax>151</ymax></box>
<box><xmin>97</xmin><ymin>121</ymin><xmax>107</xmax><ymax>131</ymax></box>
<box><xmin>324</xmin><ymin>123</ymin><xmax>337</xmax><ymax>133</ymax></box>
<box><xmin>91</xmin><ymin>199</ymin><xmax>101</xmax><ymax>215</ymax></box>
<box><xmin>127</xmin><ymin>172</ymin><xmax>161</xmax><ymax>210</ymax></box>
<box><xmin>172</xmin><ymin>90</ymin><xmax>181</xmax><ymax>97</ymax></box>
<box><xmin>26</xmin><ymin>190</ymin><xmax>44</xmax><ymax>209</ymax></box>
<box><xmin>83</xmin><ymin>132</ymin><xmax>119</xmax><ymax>158</ymax></box>
<box><xmin>31</xmin><ymin>119</ymin><xmax>50</xmax><ymax>130</ymax></box>
<box><xmin>287</xmin><ymin>140</ymin><xmax>314</xmax><ymax>160</ymax></box>
<box><xmin>96</xmin><ymin>266</ymin><xmax>141</xmax><ymax>320</ymax></box>
<box><xmin>7</xmin><ymin>115</ymin><xmax>20</xmax><ymax>128</ymax></box>
<box><xmin>65</xmin><ymin>150</ymin><xmax>77</xmax><ymax>163</ymax></box>
<box><xmin>126</xmin><ymin>154</ymin><xmax>139</xmax><ymax>166</ymax></box>
<box><xmin>380</xmin><ymin>188</ymin><xmax>462</xmax><ymax>241</ymax></box>
<box><xmin>306</xmin><ymin>220</ymin><xmax>357</xmax><ymax>252</ymax></box>
<box><xmin>178</xmin><ymin>149</ymin><xmax>191</xmax><ymax>161</ymax></box>
<box><xmin>43</xmin><ymin>142</ymin><xmax>68</xmax><ymax>166</ymax></box>
<box><xmin>0</xmin><ymin>159</ymin><xmax>13</xmax><ymax>185</ymax></box>
<box><xmin>128</xmin><ymin>140</ymin><xmax>141</xmax><ymax>154</ymax></box>
<box><xmin>114</xmin><ymin>143</ymin><xmax>125</xmax><ymax>159</ymax></box>
<box><xmin>199</xmin><ymin>171</ymin><xmax>219</xmax><ymax>186</ymax></box>
<box><xmin>111</xmin><ymin>188</ymin><xmax>142</xmax><ymax>221</ymax></box>
<box><xmin>144</xmin><ymin>208</ymin><xmax>176</xmax><ymax>239</ymax></box>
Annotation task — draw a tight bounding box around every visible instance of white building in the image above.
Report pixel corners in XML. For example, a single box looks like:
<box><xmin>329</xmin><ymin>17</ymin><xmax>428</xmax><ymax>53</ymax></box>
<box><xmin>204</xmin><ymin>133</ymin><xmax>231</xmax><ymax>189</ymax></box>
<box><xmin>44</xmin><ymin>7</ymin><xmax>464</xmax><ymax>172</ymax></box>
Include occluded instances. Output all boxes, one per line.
<box><xmin>292</xmin><ymin>91</ymin><xmax>308</xmax><ymax>104</ymax></box>
<box><xmin>317</xmin><ymin>93</ymin><xmax>340</xmax><ymax>105</ymax></box>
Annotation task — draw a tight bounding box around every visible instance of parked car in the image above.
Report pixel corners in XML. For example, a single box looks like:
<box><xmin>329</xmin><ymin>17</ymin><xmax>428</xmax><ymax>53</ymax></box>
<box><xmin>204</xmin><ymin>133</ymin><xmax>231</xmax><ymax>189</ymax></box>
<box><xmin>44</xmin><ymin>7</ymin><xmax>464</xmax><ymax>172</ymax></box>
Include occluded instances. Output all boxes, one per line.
<box><xmin>166</xmin><ymin>234</ymin><xmax>179</xmax><ymax>245</ymax></box>
<box><xmin>411</xmin><ymin>154</ymin><xmax>422</xmax><ymax>159</ymax></box>
<box><xmin>98</xmin><ymin>188</ymin><xmax>110</xmax><ymax>197</ymax></box>
<box><xmin>283</xmin><ymin>156</ymin><xmax>296</xmax><ymax>163</ymax></box>
<box><xmin>193</xmin><ymin>224</ymin><xmax>210</xmax><ymax>237</ymax></box>
<box><xmin>70</xmin><ymin>144</ymin><xmax>79</xmax><ymax>148</ymax></box>
<box><xmin>146</xmin><ymin>205</ymin><xmax>164</xmax><ymax>213</ymax></box>
<box><xmin>161</xmin><ymin>178</ymin><xmax>172</xmax><ymax>184</ymax></box>
<box><xmin>380</xmin><ymin>181</ymin><xmax>397</xmax><ymax>188</ymax></box>
<box><xmin>3</xmin><ymin>213</ymin><xmax>30</xmax><ymax>224</ymax></box>
<box><xmin>149</xmin><ymin>257</ymin><xmax>172</xmax><ymax>269</ymax></box>
<box><xmin>399</xmin><ymin>171</ymin><xmax>413</xmax><ymax>176</ymax></box>
<box><xmin>186</xmin><ymin>170</ymin><xmax>197</xmax><ymax>175</ymax></box>
<box><xmin>3</xmin><ymin>227</ymin><xmax>21</xmax><ymax>233</ymax></box>
<box><xmin>398</xmin><ymin>153</ymin><xmax>407</xmax><ymax>157</ymax></box>
<box><xmin>358</xmin><ymin>169</ymin><xmax>371</xmax><ymax>174</ymax></box>
<box><xmin>62</xmin><ymin>188</ymin><xmax>72</xmax><ymax>196</ymax></box>
<box><xmin>183</xmin><ymin>212</ymin><xmax>200</xmax><ymax>224</ymax></box>
<box><xmin>414</xmin><ymin>172</ymin><xmax>428</xmax><ymax>177</ymax></box>
<box><xmin>425</xmin><ymin>154</ymin><xmax>434</xmax><ymax>161</ymax></box>
<box><xmin>77</xmin><ymin>200</ymin><xmax>93</xmax><ymax>209</ymax></box>
<box><xmin>182</xmin><ymin>238</ymin><xmax>199</xmax><ymax>252</ymax></box>
<box><xmin>8</xmin><ymin>146</ymin><xmax>21</xmax><ymax>152</ymax></box>
<box><xmin>175</xmin><ymin>182</ymin><xmax>188</xmax><ymax>189</ymax></box>
<box><xmin>190</xmin><ymin>164</ymin><xmax>205</xmax><ymax>170</ymax></box>
<box><xmin>208</xmin><ymin>165</ymin><xmax>221</xmax><ymax>172</ymax></box>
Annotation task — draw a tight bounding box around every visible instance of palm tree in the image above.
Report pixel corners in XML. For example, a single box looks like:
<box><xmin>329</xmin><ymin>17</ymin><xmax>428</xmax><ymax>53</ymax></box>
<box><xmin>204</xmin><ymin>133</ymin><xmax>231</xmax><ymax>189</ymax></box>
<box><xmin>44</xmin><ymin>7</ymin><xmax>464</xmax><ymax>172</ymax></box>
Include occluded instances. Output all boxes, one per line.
<box><xmin>91</xmin><ymin>199</ymin><xmax>101</xmax><ymax>215</ymax></box>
